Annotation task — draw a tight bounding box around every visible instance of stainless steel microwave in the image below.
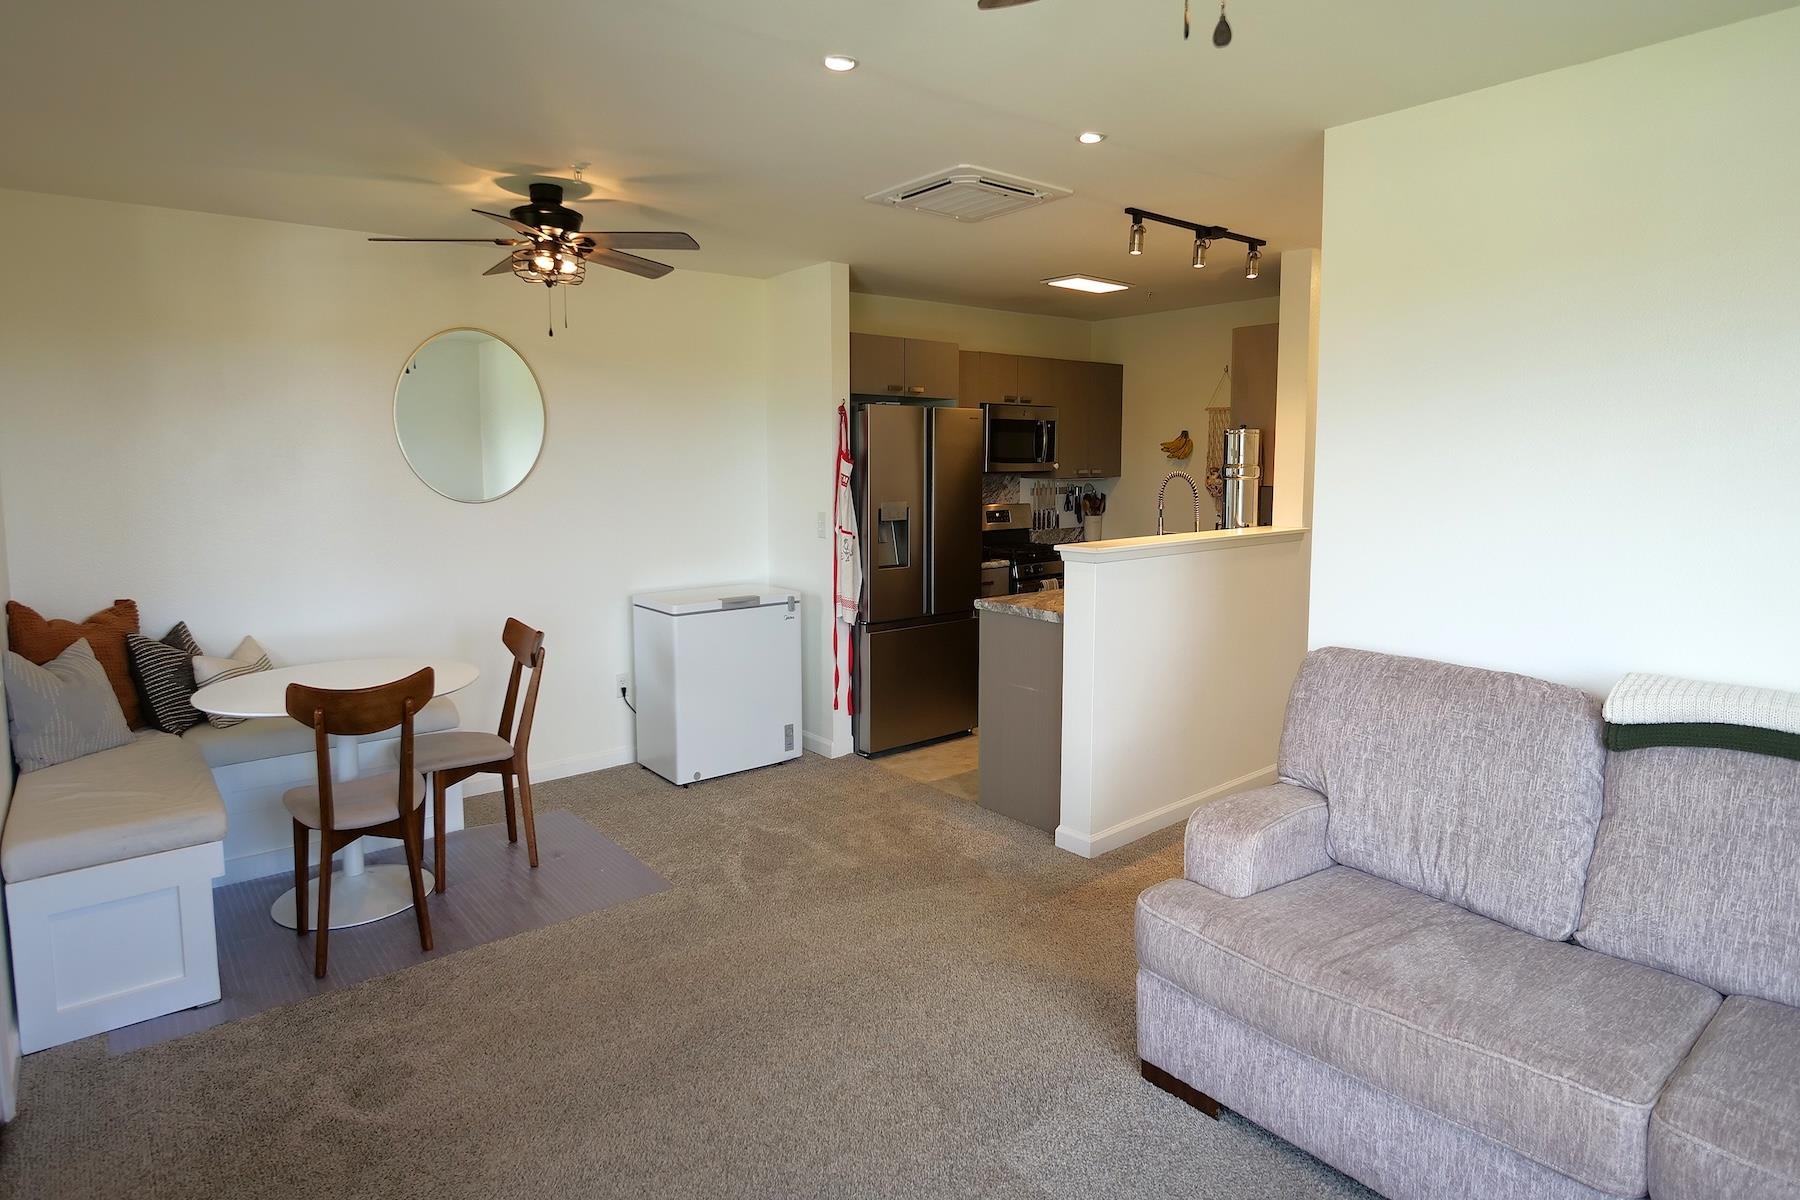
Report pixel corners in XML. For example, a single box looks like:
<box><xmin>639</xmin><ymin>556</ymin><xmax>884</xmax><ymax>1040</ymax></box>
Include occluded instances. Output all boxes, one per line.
<box><xmin>982</xmin><ymin>403</ymin><xmax>1058</xmax><ymax>473</ymax></box>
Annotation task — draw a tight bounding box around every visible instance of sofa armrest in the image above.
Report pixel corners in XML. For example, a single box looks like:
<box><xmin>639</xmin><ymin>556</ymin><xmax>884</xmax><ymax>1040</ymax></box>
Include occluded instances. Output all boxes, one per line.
<box><xmin>1183</xmin><ymin>782</ymin><xmax>1332</xmax><ymax>897</ymax></box>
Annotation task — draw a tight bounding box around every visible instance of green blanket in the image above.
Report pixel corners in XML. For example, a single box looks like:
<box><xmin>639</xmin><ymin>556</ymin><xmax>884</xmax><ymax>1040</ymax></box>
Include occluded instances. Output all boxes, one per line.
<box><xmin>1604</xmin><ymin>721</ymin><xmax>1800</xmax><ymax>763</ymax></box>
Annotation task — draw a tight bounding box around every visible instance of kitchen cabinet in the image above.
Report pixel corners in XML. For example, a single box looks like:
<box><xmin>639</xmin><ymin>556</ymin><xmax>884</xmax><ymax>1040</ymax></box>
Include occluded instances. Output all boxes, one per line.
<box><xmin>1231</xmin><ymin>323</ymin><xmax>1280</xmax><ymax>487</ymax></box>
<box><xmin>977</xmin><ymin>604</ymin><xmax>1063</xmax><ymax>833</ymax></box>
<box><xmin>1055</xmin><ymin>360</ymin><xmax>1123</xmax><ymax>480</ymax></box>
<box><xmin>850</xmin><ymin>333</ymin><xmax>960</xmax><ymax>401</ymax></box>
<box><xmin>959</xmin><ymin>351</ymin><xmax>1016</xmax><ymax>407</ymax></box>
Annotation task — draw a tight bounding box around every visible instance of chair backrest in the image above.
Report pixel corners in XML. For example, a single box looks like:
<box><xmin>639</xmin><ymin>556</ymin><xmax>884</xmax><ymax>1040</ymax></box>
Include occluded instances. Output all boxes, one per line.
<box><xmin>496</xmin><ymin>618</ymin><xmax>546</xmax><ymax>756</ymax></box>
<box><xmin>1277</xmin><ymin>646</ymin><xmax>1606</xmax><ymax>941</ymax></box>
<box><xmin>286</xmin><ymin>667</ymin><xmax>435</xmax><ymax>829</ymax></box>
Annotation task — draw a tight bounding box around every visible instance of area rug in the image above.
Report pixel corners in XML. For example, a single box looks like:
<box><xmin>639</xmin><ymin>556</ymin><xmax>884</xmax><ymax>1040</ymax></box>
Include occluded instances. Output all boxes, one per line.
<box><xmin>107</xmin><ymin>809</ymin><xmax>668</xmax><ymax>1053</ymax></box>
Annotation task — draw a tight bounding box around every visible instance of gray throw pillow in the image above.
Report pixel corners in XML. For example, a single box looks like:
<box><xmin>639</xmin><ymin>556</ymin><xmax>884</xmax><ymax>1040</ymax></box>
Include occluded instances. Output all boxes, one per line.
<box><xmin>5</xmin><ymin>639</ymin><xmax>134</xmax><ymax>772</ymax></box>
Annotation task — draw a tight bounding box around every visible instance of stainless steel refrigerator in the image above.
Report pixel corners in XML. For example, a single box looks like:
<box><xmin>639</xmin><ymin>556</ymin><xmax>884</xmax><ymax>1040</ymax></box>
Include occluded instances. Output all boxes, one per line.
<box><xmin>852</xmin><ymin>403</ymin><xmax>983</xmax><ymax>755</ymax></box>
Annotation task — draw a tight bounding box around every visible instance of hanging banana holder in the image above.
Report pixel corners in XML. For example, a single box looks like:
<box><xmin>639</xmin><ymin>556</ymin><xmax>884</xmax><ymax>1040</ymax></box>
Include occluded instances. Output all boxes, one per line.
<box><xmin>1160</xmin><ymin>429</ymin><xmax>1195</xmax><ymax>460</ymax></box>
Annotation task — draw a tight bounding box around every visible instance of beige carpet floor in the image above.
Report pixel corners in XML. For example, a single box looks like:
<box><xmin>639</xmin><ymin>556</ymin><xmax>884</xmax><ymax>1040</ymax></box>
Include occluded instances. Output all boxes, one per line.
<box><xmin>0</xmin><ymin>751</ymin><xmax>1370</xmax><ymax>1199</ymax></box>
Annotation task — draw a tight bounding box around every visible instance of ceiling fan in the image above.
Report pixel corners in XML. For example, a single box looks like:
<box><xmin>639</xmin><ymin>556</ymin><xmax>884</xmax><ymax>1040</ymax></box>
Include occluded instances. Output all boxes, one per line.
<box><xmin>977</xmin><ymin>0</ymin><xmax>1233</xmax><ymax>45</ymax></box>
<box><xmin>369</xmin><ymin>181</ymin><xmax>698</xmax><ymax>288</ymax></box>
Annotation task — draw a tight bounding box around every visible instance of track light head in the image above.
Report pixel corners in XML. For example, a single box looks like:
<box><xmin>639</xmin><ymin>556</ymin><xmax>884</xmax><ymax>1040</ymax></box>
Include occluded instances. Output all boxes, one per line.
<box><xmin>1245</xmin><ymin>246</ymin><xmax>1261</xmax><ymax>280</ymax></box>
<box><xmin>1192</xmin><ymin>237</ymin><xmax>1209</xmax><ymax>269</ymax></box>
<box><xmin>1128</xmin><ymin>220</ymin><xmax>1146</xmax><ymax>256</ymax></box>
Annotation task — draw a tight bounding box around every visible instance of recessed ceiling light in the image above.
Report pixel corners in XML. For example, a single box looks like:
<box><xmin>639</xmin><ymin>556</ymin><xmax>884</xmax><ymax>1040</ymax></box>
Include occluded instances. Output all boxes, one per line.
<box><xmin>1043</xmin><ymin>274</ymin><xmax>1130</xmax><ymax>294</ymax></box>
<box><xmin>822</xmin><ymin>54</ymin><xmax>858</xmax><ymax>72</ymax></box>
<box><xmin>1077</xmin><ymin>131</ymin><xmax>1107</xmax><ymax>144</ymax></box>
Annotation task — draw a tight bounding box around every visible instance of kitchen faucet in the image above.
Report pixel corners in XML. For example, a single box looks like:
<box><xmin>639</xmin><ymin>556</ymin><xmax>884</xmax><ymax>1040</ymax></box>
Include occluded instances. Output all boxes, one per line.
<box><xmin>1156</xmin><ymin>470</ymin><xmax>1205</xmax><ymax>536</ymax></box>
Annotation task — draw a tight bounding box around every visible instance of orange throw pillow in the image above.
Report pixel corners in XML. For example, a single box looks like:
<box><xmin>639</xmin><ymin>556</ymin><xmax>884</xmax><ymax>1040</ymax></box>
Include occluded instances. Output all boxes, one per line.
<box><xmin>7</xmin><ymin>599</ymin><xmax>145</xmax><ymax>729</ymax></box>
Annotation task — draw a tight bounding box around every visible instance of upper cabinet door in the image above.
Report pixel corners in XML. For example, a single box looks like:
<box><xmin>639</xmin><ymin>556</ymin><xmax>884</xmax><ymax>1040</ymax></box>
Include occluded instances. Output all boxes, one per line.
<box><xmin>1082</xmin><ymin>361</ymin><xmax>1124</xmax><ymax>478</ymax></box>
<box><xmin>1230</xmin><ymin>323</ymin><xmax>1280</xmax><ymax>484</ymax></box>
<box><xmin>959</xmin><ymin>351</ymin><xmax>1019</xmax><ymax>407</ymax></box>
<box><xmin>850</xmin><ymin>333</ymin><xmax>907</xmax><ymax>398</ymax></box>
<box><xmin>1014</xmin><ymin>356</ymin><xmax>1057</xmax><ymax>407</ymax></box>
<box><xmin>903</xmin><ymin>338</ymin><xmax>961</xmax><ymax>402</ymax></box>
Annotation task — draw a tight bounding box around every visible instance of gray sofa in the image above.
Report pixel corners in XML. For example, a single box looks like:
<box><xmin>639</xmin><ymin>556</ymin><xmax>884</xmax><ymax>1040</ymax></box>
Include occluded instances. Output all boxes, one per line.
<box><xmin>1136</xmin><ymin>647</ymin><xmax>1800</xmax><ymax>1200</ymax></box>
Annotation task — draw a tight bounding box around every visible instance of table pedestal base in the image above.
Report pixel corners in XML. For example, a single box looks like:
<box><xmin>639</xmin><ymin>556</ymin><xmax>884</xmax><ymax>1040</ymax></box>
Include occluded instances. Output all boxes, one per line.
<box><xmin>270</xmin><ymin>864</ymin><xmax>435</xmax><ymax>930</ymax></box>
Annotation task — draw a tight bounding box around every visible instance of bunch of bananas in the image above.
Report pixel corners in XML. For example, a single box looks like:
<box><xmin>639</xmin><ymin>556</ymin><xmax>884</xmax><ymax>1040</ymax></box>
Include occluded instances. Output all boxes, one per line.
<box><xmin>1159</xmin><ymin>430</ymin><xmax>1194</xmax><ymax>460</ymax></box>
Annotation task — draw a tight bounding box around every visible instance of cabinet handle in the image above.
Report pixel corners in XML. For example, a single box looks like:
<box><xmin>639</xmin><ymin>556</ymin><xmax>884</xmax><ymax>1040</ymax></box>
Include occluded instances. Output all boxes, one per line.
<box><xmin>886</xmin><ymin>383</ymin><xmax>903</xmax><ymax>393</ymax></box>
<box><xmin>909</xmin><ymin>385</ymin><xmax>925</xmax><ymax>394</ymax></box>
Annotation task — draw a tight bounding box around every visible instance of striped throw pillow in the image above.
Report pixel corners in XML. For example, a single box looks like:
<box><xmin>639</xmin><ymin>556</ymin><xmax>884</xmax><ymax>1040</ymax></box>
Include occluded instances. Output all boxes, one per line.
<box><xmin>3</xmin><ymin>640</ymin><xmax>133</xmax><ymax>771</ymax></box>
<box><xmin>126</xmin><ymin>621</ymin><xmax>206</xmax><ymax>734</ymax></box>
<box><xmin>192</xmin><ymin>636</ymin><xmax>273</xmax><ymax>728</ymax></box>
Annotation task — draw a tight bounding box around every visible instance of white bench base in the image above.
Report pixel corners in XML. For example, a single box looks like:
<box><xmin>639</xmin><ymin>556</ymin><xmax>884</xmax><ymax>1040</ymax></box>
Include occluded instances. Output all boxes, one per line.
<box><xmin>6</xmin><ymin>840</ymin><xmax>224</xmax><ymax>1054</ymax></box>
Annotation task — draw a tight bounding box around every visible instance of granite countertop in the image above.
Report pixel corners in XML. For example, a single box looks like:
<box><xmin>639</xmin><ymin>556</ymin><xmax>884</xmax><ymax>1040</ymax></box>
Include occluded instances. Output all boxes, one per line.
<box><xmin>974</xmin><ymin>591</ymin><xmax>1064</xmax><ymax>624</ymax></box>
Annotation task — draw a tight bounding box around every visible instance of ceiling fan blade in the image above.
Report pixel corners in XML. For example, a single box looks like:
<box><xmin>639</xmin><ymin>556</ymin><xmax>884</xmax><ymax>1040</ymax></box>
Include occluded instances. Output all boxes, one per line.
<box><xmin>571</xmin><ymin>231</ymin><xmax>699</xmax><ymax>251</ymax></box>
<box><xmin>483</xmin><ymin>256</ymin><xmax>518</xmax><ymax>277</ymax></box>
<box><xmin>581</xmin><ymin>247</ymin><xmax>674</xmax><ymax>279</ymax></box>
<box><xmin>368</xmin><ymin>237</ymin><xmax>520</xmax><ymax>244</ymax></box>
<box><xmin>977</xmin><ymin>0</ymin><xmax>1040</xmax><ymax>8</ymax></box>
<box><xmin>473</xmin><ymin>209</ymin><xmax>547</xmax><ymax>238</ymax></box>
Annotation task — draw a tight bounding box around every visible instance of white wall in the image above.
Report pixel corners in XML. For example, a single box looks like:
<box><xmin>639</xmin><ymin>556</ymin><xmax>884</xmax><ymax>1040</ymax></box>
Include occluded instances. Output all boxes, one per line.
<box><xmin>1090</xmin><ymin>296</ymin><xmax>1281</xmax><ymax>536</ymax></box>
<box><xmin>0</xmin><ymin>460</ymin><xmax>19</xmax><ymax>1121</ymax></box>
<box><xmin>1312</xmin><ymin>10</ymin><xmax>1800</xmax><ymax>695</ymax></box>
<box><xmin>0</xmin><ymin>189</ymin><xmax>777</xmax><ymax>789</ymax></box>
<box><xmin>1058</xmin><ymin>529</ymin><xmax>1311</xmax><ymax>857</ymax></box>
<box><xmin>849</xmin><ymin>293</ymin><xmax>1092</xmax><ymax>359</ymax></box>
<box><xmin>766</xmin><ymin>263</ymin><xmax>853</xmax><ymax>757</ymax></box>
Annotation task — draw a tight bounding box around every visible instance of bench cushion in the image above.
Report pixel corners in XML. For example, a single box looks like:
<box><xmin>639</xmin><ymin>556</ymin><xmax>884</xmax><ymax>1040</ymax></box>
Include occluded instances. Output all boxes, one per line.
<box><xmin>1649</xmin><ymin>996</ymin><xmax>1800</xmax><ymax>1200</ymax></box>
<box><xmin>182</xmin><ymin>696</ymin><xmax>461</xmax><ymax>769</ymax></box>
<box><xmin>1</xmin><ymin>731</ymin><xmax>226</xmax><ymax>883</ymax></box>
<box><xmin>1136</xmin><ymin>867</ymin><xmax>1720</xmax><ymax>1196</ymax></box>
<box><xmin>1577</xmin><ymin>745</ymin><xmax>1800</xmax><ymax>1007</ymax></box>
<box><xmin>1278</xmin><ymin>646</ymin><xmax>1606</xmax><ymax>940</ymax></box>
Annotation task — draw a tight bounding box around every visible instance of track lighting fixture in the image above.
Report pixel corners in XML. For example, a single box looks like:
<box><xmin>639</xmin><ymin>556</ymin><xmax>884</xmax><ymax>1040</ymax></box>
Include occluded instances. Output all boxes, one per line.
<box><xmin>1124</xmin><ymin>208</ymin><xmax>1265</xmax><ymax>281</ymax></box>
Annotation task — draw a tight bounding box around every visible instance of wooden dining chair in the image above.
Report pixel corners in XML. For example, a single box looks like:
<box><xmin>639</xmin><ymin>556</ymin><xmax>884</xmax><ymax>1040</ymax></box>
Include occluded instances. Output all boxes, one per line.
<box><xmin>285</xmin><ymin>668</ymin><xmax>435</xmax><ymax>978</ymax></box>
<box><xmin>417</xmin><ymin>618</ymin><xmax>545</xmax><ymax>892</ymax></box>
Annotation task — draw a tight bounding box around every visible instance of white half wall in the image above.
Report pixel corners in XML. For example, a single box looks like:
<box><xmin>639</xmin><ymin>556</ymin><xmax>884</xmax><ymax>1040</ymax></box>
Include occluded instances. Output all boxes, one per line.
<box><xmin>1312</xmin><ymin>9</ymin><xmax>1800</xmax><ymax>695</ymax></box>
<box><xmin>0</xmin><ymin>189</ymin><xmax>776</xmax><ymax>790</ymax></box>
<box><xmin>1057</xmin><ymin>528</ymin><xmax>1311</xmax><ymax>858</ymax></box>
<box><xmin>1090</xmin><ymin>296</ymin><xmax>1282</xmax><ymax>537</ymax></box>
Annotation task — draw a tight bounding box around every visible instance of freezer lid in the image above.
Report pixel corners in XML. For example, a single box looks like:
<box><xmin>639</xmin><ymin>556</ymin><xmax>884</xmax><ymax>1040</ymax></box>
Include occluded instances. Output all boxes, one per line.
<box><xmin>631</xmin><ymin>583</ymin><xmax>801</xmax><ymax>615</ymax></box>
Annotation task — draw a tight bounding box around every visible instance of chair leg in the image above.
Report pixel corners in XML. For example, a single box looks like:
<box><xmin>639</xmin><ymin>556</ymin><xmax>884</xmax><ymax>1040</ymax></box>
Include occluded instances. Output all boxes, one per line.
<box><xmin>402</xmin><ymin>806</ymin><xmax>434</xmax><ymax>952</ymax></box>
<box><xmin>314</xmin><ymin>839</ymin><xmax>332</xmax><ymax>979</ymax></box>
<box><xmin>292</xmin><ymin>821</ymin><xmax>310</xmax><ymax>937</ymax></box>
<box><xmin>501</xmin><ymin>773</ymin><xmax>519</xmax><ymax>843</ymax></box>
<box><xmin>517</xmin><ymin>760</ymin><xmax>539</xmax><ymax>869</ymax></box>
<box><xmin>433</xmin><ymin>773</ymin><xmax>447</xmax><ymax>894</ymax></box>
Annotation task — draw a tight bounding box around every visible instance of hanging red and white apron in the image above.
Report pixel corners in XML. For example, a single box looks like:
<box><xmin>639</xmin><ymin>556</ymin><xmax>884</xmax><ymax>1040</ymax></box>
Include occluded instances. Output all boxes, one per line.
<box><xmin>832</xmin><ymin>403</ymin><xmax>862</xmax><ymax>712</ymax></box>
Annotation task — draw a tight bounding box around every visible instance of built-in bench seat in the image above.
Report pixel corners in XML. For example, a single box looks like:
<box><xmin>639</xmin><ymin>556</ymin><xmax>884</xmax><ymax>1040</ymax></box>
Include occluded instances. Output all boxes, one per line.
<box><xmin>3</xmin><ymin>731</ymin><xmax>227</xmax><ymax>1053</ymax></box>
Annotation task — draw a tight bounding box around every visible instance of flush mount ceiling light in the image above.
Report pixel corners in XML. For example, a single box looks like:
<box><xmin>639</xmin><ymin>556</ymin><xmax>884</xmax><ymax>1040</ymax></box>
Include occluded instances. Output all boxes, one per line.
<box><xmin>1044</xmin><ymin>274</ymin><xmax>1130</xmax><ymax>294</ymax></box>
<box><xmin>1124</xmin><ymin>207</ymin><xmax>1265</xmax><ymax>281</ymax></box>
<box><xmin>1078</xmin><ymin>131</ymin><xmax>1107</xmax><ymax>144</ymax></box>
<box><xmin>822</xmin><ymin>54</ymin><xmax>858</xmax><ymax>71</ymax></box>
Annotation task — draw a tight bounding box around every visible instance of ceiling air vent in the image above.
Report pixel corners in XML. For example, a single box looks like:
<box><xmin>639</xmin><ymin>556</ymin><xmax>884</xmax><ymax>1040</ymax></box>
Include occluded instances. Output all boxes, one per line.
<box><xmin>864</xmin><ymin>166</ymin><xmax>1071</xmax><ymax>223</ymax></box>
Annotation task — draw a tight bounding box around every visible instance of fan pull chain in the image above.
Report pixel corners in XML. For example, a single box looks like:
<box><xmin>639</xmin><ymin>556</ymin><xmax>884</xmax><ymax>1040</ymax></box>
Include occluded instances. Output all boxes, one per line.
<box><xmin>547</xmin><ymin>285</ymin><xmax>554</xmax><ymax>338</ymax></box>
<box><xmin>563</xmin><ymin>285</ymin><xmax>569</xmax><ymax>332</ymax></box>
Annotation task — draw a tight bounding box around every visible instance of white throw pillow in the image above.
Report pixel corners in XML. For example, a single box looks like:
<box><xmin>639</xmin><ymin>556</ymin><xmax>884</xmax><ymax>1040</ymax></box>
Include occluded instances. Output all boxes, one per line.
<box><xmin>192</xmin><ymin>636</ymin><xmax>274</xmax><ymax>729</ymax></box>
<box><xmin>4</xmin><ymin>639</ymin><xmax>133</xmax><ymax>771</ymax></box>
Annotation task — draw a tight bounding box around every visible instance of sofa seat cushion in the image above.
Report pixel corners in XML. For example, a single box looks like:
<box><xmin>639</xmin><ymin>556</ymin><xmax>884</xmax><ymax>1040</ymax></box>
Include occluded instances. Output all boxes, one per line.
<box><xmin>1278</xmin><ymin>647</ymin><xmax>1606</xmax><ymax>940</ymax></box>
<box><xmin>1136</xmin><ymin>867</ymin><xmax>1720</xmax><ymax>1196</ymax></box>
<box><xmin>1578</xmin><ymin>745</ymin><xmax>1800</xmax><ymax>1008</ymax></box>
<box><xmin>1</xmin><ymin>731</ymin><xmax>227</xmax><ymax>883</ymax></box>
<box><xmin>182</xmin><ymin>696</ymin><xmax>460</xmax><ymax>769</ymax></box>
<box><xmin>1649</xmin><ymin>996</ymin><xmax>1800</xmax><ymax>1200</ymax></box>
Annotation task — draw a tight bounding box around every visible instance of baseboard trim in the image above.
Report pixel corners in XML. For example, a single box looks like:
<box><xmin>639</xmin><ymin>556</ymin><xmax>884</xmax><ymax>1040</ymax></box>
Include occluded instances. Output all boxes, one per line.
<box><xmin>1054</xmin><ymin>765</ymin><xmax>1276</xmax><ymax>859</ymax></box>
<box><xmin>459</xmin><ymin>746</ymin><xmax>637</xmax><ymax>799</ymax></box>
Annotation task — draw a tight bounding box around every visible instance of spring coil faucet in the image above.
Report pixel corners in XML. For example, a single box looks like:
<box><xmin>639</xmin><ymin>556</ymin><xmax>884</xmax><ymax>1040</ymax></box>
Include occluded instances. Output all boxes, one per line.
<box><xmin>1156</xmin><ymin>471</ymin><xmax>1205</xmax><ymax>536</ymax></box>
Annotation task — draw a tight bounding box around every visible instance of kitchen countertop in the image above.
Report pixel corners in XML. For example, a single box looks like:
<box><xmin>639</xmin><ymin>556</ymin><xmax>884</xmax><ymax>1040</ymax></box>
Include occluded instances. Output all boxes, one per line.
<box><xmin>974</xmin><ymin>591</ymin><xmax>1064</xmax><ymax>624</ymax></box>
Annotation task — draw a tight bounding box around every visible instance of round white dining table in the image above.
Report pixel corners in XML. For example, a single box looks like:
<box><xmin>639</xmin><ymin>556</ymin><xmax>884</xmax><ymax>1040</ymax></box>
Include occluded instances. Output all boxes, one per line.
<box><xmin>190</xmin><ymin>658</ymin><xmax>479</xmax><ymax>930</ymax></box>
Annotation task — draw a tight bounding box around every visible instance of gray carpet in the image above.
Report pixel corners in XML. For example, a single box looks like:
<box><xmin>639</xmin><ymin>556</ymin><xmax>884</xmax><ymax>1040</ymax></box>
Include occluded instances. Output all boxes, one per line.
<box><xmin>0</xmin><ymin>753</ymin><xmax>1372</xmax><ymax>1199</ymax></box>
<box><xmin>109</xmin><ymin>810</ymin><xmax>669</xmax><ymax>1053</ymax></box>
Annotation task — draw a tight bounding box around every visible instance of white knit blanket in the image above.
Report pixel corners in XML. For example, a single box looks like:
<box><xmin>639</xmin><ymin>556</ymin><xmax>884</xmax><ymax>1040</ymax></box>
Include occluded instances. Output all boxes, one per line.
<box><xmin>1603</xmin><ymin>672</ymin><xmax>1800</xmax><ymax>736</ymax></box>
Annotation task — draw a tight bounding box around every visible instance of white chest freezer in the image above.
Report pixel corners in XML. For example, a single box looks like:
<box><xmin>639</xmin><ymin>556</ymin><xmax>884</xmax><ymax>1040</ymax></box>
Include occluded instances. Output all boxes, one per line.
<box><xmin>630</xmin><ymin>584</ymin><xmax>804</xmax><ymax>785</ymax></box>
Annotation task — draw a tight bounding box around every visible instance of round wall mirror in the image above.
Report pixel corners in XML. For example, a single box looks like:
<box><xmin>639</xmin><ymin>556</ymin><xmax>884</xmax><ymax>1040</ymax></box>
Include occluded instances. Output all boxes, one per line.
<box><xmin>394</xmin><ymin>328</ymin><xmax>545</xmax><ymax>503</ymax></box>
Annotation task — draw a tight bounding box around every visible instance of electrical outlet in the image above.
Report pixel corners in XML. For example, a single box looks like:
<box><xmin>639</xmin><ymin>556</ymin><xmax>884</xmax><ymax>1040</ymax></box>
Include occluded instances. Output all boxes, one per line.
<box><xmin>816</xmin><ymin>510</ymin><xmax>829</xmax><ymax>539</ymax></box>
<box><xmin>615</xmin><ymin>672</ymin><xmax>629</xmax><ymax>695</ymax></box>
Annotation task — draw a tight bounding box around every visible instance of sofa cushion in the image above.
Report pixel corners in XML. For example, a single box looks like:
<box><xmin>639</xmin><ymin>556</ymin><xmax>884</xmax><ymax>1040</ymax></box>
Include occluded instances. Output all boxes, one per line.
<box><xmin>182</xmin><ymin>696</ymin><xmax>461</xmax><ymax>770</ymax></box>
<box><xmin>6</xmin><ymin>598</ymin><xmax>145</xmax><ymax>728</ymax></box>
<box><xmin>125</xmin><ymin>622</ymin><xmax>206</xmax><ymax>735</ymax></box>
<box><xmin>4</xmin><ymin>640</ymin><xmax>134</xmax><ymax>772</ymax></box>
<box><xmin>1649</xmin><ymin>996</ymin><xmax>1800</xmax><ymax>1200</ymax></box>
<box><xmin>0</xmin><ymin>731</ymin><xmax>227</xmax><ymax>883</ymax></box>
<box><xmin>1577</xmin><ymin>745</ymin><xmax>1800</xmax><ymax>1007</ymax></box>
<box><xmin>1136</xmin><ymin>867</ymin><xmax>1720</xmax><ymax>1196</ymax></box>
<box><xmin>1183</xmin><ymin>782</ymin><xmax>1332</xmax><ymax>898</ymax></box>
<box><xmin>1278</xmin><ymin>646</ymin><xmax>1606</xmax><ymax>940</ymax></box>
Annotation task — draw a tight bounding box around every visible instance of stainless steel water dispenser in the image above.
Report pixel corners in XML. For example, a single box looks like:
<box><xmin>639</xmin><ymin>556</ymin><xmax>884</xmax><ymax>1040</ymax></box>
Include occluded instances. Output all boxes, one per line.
<box><xmin>1221</xmin><ymin>425</ymin><xmax>1262</xmax><ymax>530</ymax></box>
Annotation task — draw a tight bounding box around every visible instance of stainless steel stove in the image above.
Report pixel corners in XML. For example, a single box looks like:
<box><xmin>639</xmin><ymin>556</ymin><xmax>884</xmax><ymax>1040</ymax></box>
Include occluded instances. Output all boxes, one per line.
<box><xmin>981</xmin><ymin>503</ymin><xmax>1064</xmax><ymax>594</ymax></box>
